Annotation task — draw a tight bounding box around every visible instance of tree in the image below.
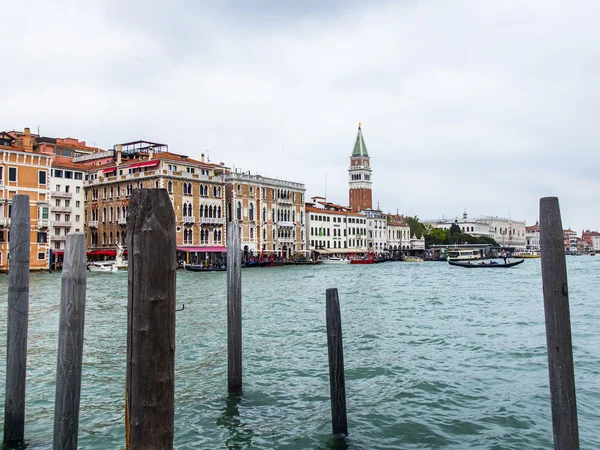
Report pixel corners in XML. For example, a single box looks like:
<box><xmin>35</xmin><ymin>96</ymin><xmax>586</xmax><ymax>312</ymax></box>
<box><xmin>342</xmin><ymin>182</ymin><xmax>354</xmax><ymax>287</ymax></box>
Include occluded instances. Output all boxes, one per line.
<box><xmin>449</xmin><ymin>222</ymin><xmax>462</xmax><ymax>235</ymax></box>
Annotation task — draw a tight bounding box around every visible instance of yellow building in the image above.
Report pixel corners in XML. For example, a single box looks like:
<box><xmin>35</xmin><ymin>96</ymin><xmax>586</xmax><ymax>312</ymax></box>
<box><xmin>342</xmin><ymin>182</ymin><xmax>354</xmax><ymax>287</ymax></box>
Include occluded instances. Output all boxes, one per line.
<box><xmin>225</xmin><ymin>170</ymin><xmax>306</xmax><ymax>260</ymax></box>
<box><xmin>0</xmin><ymin>128</ymin><xmax>52</xmax><ymax>271</ymax></box>
<box><xmin>83</xmin><ymin>141</ymin><xmax>229</xmax><ymax>263</ymax></box>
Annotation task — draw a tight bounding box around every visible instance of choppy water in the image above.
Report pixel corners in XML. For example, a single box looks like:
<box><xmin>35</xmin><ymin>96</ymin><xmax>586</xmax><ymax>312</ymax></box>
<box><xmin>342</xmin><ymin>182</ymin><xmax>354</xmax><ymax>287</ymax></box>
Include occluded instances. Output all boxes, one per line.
<box><xmin>1</xmin><ymin>257</ymin><xmax>599</xmax><ymax>449</ymax></box>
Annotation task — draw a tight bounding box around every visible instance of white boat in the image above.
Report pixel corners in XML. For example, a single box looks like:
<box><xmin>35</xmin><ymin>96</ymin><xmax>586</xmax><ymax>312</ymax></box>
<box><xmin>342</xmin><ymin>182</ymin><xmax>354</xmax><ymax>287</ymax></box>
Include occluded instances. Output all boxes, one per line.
<box><xmin>321</xmin><ymin>257</ymin><xmax>350</xmax><ymax>265</ymax></box>
<box><xmin>88</xmin><ymin>261</ymin><xmax>118</xmax><ymax>272</ymax></box>
<box><xmin>404</xmin><ymin>257</ymin><xmax>424</xmax><ymax>262</ymax></box>
<box><xmin>447</xmin><ymin>249</ymin><xmax>482</xmax><ymax>261</ymax></box>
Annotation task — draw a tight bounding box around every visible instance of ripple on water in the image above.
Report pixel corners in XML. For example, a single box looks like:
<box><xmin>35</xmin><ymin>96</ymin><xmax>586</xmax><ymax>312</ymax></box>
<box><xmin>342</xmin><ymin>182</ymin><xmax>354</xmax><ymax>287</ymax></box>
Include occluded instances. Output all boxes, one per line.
<box><xmin>0</xmin><ymin>258</ymin><xmax>598</xmax><ymax>449</ymax></box>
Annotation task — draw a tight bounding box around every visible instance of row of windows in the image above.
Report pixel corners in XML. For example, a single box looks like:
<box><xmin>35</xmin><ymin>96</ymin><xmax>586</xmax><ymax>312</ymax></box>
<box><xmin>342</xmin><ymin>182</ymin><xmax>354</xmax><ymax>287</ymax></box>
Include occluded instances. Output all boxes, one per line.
<box><xmin>310</xmin><ymin>227</ymin><xmax>366</xmax><ymax>236</ymax></box>
<box><xmin>183</xmin><ymin>229</ymin><xmax>222</xmax><ymax>245</ymax></box>
<box><xmin>90</xmin><ymin>231</ymin><xmax>125</xmax><ymax>246</ymax></box>
<box><xmin>310</xmin><ymin>240</ymin><xmax>364</xmax><ymax>249</ymax></box>
<box><xmin>52</xmin><ymin>169</ymin><xmax>83</xmax><ymax>180</ymax></box>
<box><xmin>235</xmin><ymin>185</ymin><xmax>304</xmax><ymax>203</ymax></box>
<box><xmin>310</xmin><ymin>214</ymin><xmax>365</xmax><ymax>224</ymax></box>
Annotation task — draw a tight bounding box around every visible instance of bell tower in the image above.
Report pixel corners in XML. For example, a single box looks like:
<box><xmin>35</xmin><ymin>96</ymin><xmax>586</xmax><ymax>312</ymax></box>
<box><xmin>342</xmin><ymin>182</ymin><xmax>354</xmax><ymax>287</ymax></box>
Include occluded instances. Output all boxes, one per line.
<box><xmin>348</xmin><ymin>123</ymin><xmax>372</xmax><ymax>211</ymax></box>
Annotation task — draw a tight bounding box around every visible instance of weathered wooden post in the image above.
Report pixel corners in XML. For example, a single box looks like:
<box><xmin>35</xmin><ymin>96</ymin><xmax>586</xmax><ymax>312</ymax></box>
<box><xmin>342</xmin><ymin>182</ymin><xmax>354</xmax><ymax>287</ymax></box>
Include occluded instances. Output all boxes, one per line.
<box><xmin>3</xmin><ymin>195</ymin><xmax>30</xmax><ymax>445</ymax></box>
<box><xmin>325</xmin><ymin>288</ymin><xmax>348</xmax><ymax>436</ymax></box>
<box><xmin>53</xmin><ymin>233</ymin><xmax>87</xmax><ymax>450</ymax></box>
<box><xmin>125</xmin><ymin>189</ymin><xmax>177</xmax><ymax>449</ymax></box>
<box><xmin>539</xmin><ymin>197</ymin><xmax>580</xmax><ymax>450</ymax></box>
<box><xmin>227</xmin><ymin>221</ymin><xmax>242</xmax><ymax>393</ymax></box>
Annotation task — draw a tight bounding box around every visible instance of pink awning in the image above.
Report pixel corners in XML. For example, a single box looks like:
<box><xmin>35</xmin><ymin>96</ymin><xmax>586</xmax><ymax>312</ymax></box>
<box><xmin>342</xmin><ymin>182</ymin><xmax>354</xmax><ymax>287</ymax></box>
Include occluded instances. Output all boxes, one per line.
<box><xmin>129</xmin><ymin>160</ymin><xmax>159</xmax><ymax>169</ymax></box>
<box><xmin>177</xmin><ymin>246</ymin><xmax>227</xmax><ymax>253</ymax></box>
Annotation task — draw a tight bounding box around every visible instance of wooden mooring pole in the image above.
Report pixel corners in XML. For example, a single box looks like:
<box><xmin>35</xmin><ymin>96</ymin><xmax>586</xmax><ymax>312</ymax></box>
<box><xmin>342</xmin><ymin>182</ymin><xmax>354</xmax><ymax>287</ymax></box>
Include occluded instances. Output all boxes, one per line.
<box><xmin>3</xmin><ymin>195</ymin><xmax>30</xmax><ymax>444</ymax></box>
<box><xmin>53</xmin><ymin>233</ymin><xmax>87</xmax><ymax>450</ymax></box>
<box><xmin>539</xmin><ymin>197</ymin><xmax>580</xmax><ymax>450</ymax></box>
<box><xmin>125</xmin><ymin>189</ymin><xmax>177</xmax><ymax>450</ymax></box>
<box><xmin>227</xmin><ymin>221</ymin><xmax>242</xmax><ymax>393</ymax></box>
<box><xmin>326</xmin><ymin>288</ymin><xmax>348</xmax><ymax>436</ymax></box>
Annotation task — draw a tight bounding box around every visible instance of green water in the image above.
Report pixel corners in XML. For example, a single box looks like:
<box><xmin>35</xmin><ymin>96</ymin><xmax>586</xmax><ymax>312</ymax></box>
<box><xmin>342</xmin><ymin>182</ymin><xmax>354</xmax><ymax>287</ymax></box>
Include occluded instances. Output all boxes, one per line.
<box><xmin>1</xmin><ymin>257</ymin><xmax>599</xmax><ymax>449</ymax></box>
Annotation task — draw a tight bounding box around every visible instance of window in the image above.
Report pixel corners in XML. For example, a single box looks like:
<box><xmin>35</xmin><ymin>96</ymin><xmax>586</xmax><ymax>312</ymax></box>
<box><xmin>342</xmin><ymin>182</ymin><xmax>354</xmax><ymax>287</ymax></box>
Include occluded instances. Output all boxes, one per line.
<box><xmin>75</xmin><ymin>215</ymin><xmax>80</xmax><ymax>222</ymax></box>
<box><xmin>65</xmin><ymin>200</ymin><xmax>70</xmax><ymax>207</ymax></box>
<box><xmin>168</xmin><ymin>181</ymin><xmax>173</xmax><ymax>194</ymax></box>
<box><xmin>237</xmin><ymin>185</ymin><xmax>241</xmax><ymax>195</ymax></box>
<box><xmin>40</xmin><ymin>207</ymin><xmax>49</xmax><ymax>219</ymax></box>
<box><xmin>54</xmin><ymin>169</ymin><xmax>63</xmax><ymax>178</ymax></box>
<box><xmin>37</xmin><ymin>232</ymin><xmax>47</xmax><ymax>243</ymax></box>
<box><xmin>65</xmin><ymin>171</ymin><xmax>73</xmax><ymax>179</ymax></box>
<box><xmin>74</xmin><ymin>172</ymin><xmax>83</xmax><ymax>180</ymax></box>
<box><xmin>38</xmin><ymin>252</ymin><xmax>46</xmax><ymax>260</ymax></box>
<box><xmin>75</xmin><ymin>201</ymin><xmax>80</xmax><ymax>208</ymax></box>
<box><xmin>249</xmin><ymin>203</ymin><xmax>254</xmax><ymax>221</ymax></box>
<box><xmin>8</xmin><ymin>167</ymin><xmax>17</xmax><ymax>182</ymax></box>
<box><xmin>38</xmin><ymin>171</ymin><xmax>47</xmax><ymax>184</ymax></box>
<box><xmin>55</xmin><ymin>199</ymin><xmax>61</xmax><ymax>207</ymax></box>
<box><xmin>236</xmin><ymin>202</ymin><xmax>242</xmax><ymax>220</ymax></box>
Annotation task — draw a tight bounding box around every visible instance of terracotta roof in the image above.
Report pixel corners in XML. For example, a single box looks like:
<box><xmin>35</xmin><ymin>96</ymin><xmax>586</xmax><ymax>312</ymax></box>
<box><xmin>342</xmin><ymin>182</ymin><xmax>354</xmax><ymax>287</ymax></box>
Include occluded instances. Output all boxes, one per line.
<box><xmin>305</xmin><ymin>205</ymin><xmax>362</xmax><ymax>217</ymax></box>
<box><xmin>388</xmin><ymin>221</ymin><xmax>409</xmax><ymax>227</ymax></box>
<box><xmin>0</xmin><ymin>144</ymin><xmax>52</xmax><ymax>157</ymax></box>
<box><xmin>52</xmin><ymin>160</ymin><xmax>93</xmax><ymax>170</ymax></box>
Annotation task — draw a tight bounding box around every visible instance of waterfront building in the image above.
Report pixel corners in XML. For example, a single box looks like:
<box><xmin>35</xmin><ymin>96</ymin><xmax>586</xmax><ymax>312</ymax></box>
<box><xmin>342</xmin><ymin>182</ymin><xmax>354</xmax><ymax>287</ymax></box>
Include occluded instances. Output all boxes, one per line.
<box><xmin>563</xmin><ymin>229</ymin><xmax>578</xmax><ymax>253</ymax></box>
<box><xmin>364</xmin><ymin>208</ymin><xmax>388</xmax><ymax>255</ymax></box>
<box><xmin>224</xmin><ymin>170</ymin><xmax>306</xmax><ymax>259</ymax></box>
<box><xmin>50</xmin><ymin>161</ymin><xmax>86</xmax><ymax>252</ymax></box>
<box><xmin>479</xmin><ymin>216</ymin><xmax>526</xmax><ymax>249</ymax></box>
<box><xmin>0</xmin><ymin>128</ymin><xmax>53</xmax><ymax>271</ymax></box>
<box><xmin>526</xmin><ymin>222</ymin><xmax>540</xmax><ymax>251</ymax></box>
<box><xmin>305</xmin><ymin>197</ymin><xmax>367</xmax><ymax>255</ymax></box>
<box><xmin>582</xmin><ymin>230</ymin><xmax>600</xmax><ymax>252</ymax></box>
<box><xmin>386</xmin><ymin>215</ymin><xmax>411</xmax><ymax>255</ymax></box>
<box><xmin>423</xmin><ymin>211</ymin><xmax>493</xmax><ymax>239</ymax></box>
<box><xmin>348</xmin><ymin>124</ymin><xmax>373</xmax><ymax>212</ymax></box>
<box><xmin>84</xmin><ymin>141</ymin><xmax>229</xmax><ymax>262</ymax></box>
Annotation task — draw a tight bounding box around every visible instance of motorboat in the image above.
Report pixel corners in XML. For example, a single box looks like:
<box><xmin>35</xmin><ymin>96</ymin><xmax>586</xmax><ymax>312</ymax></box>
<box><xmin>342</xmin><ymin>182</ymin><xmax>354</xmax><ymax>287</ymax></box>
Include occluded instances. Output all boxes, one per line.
<box><xmin>321</xmin><ymin>257</ymin><xmax>350</xmax><ymax>265</ymax></box>
<box><xmin>512</xmin><ymin>251</ymin><xmax>541</xmax><ymax>258</ymax></box>
<box><xmin>88</xmin><ymin>261</ymin><xmax>118</xmax><ymax>272</ymax></box>
<box><xmin>182</xmin><ymin>262</ymin><xmax>226</xmax><ymax>272</ymax></box>
<box><xmin>404</xmin><ymin>257</ymin><xmax>424</xmax><ymax>262</ymax></box>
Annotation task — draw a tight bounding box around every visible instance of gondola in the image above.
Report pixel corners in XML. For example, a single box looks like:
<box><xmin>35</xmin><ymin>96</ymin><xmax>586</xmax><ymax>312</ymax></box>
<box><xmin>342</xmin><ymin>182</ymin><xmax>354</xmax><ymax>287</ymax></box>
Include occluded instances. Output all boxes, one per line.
<box><xmin>182</xmin><ymin>263</ymin><xmax>226</xmax><ymax>272</ymax></box>
<box><xmin>448</xmin><ymin>259</ymin><xmax>525</xmax><ymax>268</ymax></box>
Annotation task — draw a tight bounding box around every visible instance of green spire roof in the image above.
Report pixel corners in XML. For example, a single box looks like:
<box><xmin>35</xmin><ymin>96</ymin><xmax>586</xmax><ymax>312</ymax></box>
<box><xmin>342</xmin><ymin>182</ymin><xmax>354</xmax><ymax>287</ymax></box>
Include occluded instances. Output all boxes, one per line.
<box><xmin>352</xmin><ymin>123</ymin><xmax>369</xmax><ymax>157</ymax></box>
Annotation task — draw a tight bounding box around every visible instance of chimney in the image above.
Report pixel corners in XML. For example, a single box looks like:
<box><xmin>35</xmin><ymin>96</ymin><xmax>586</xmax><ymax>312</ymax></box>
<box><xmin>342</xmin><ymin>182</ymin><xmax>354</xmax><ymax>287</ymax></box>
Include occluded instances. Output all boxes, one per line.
<box><xmin>201</xmin><ymin>153</ymin><xmax>205</xmax><ymax>163</ymax></box>
<box><xmin>116</xmin><ymin>144</ymin><xmax>122</xmax><ymax>165</ymax></box>
<box><xmin>148</xmin><ymin>149</ymin><xmax>154</xmax><ymax>160</ymax></box>
<box><xmin>23</xmin><ymin>127</ymin><xmax>32</xmax><ymax>151</ymax></box>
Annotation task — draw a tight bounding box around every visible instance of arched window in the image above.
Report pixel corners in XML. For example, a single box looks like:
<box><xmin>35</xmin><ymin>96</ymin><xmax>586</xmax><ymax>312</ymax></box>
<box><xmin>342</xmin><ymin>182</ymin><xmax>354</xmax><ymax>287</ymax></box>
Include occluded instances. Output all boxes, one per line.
<box><xmin>208</xmin><ymin>205</ymin><xmax>213</xmax><ymax>218</ymax></box>
<box><xmin>110</xmin><ymin>207</ymin><xmax>114</xmax><ymax>222</ymax></box>
<box><xmin>262</xmin><ymin>207</ymin><xmax>266</xmax><ymax>222</ymax></box>
<box><xmin>217</xmin><ymin>206</ymin><xmax>222</xmax><ymax>218</ymax></box>
<box><xmin>213</xmin><ymin>186</ymin><xmax>217</xmax><ymax>197</ymax></box>
<box><xmin>102</xmin><ymin>208</ymin><xmax>106</xmax><ymax>222</ymax></box>
<box><xmin>249</xmin><ymin>203</ymin><xmax>254</xmax><ymax>221</ymax></box>
<box><xmin>102</xmin><ymin>232</ymin><xmax>106</xmax><ymax>245</ymax></box>
<box><xmin>214</xmin><ymin>229</ymin><xmax>218</xmax><ymax>242</ymax></box>
<box><xmin>168</xmin><ymin>181</ymin><xmax>173</xmax><ymax>193</ymax></box>
<box><xmin>272</xmin><ymin>209</ymin><xmax>275</xmax><ymax>222</ymax></box>
<box><xmin>218</xmin><ymin>230</ymin><xmax>222</xmax><ymax>243</ymax></box>
<box><xmin>236</xmin><ymin>202</ymin><xmax>242</xmax><ymax>220</ymax></box>
<box><xmin>109</xmin><ymin>232</ymin><xmax>113</xmax><ymax>245</ymax></box>
<box><xmin>116</xmin><ymin>231</ymin><xmax>121</xmax><ymax>244</ymax></box>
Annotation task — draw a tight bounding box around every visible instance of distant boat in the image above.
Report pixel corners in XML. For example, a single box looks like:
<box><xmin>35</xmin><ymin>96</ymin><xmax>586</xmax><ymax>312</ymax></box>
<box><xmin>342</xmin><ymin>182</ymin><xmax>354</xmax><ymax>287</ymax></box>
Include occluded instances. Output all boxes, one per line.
<box><xmin>404</xmin><ymin>257</ymin><xmax>424</xmax><ymax>262</ymax></box>
<box><xmin>88</xmin><ymin>261</ymin><xmax>118</xmax><ymax>272</ymax></box>
<box><xmin>448</xmin><ymin>259</ymin><xmax>524</xmax><ymax>268</ymax></box>
<box><xmin>182</xmin><ymin>262</ymin><xmax>226</xmax><ymax>272</ymax></box>
<box><xmin>513</xmin><ymin>251</ymin><xmax>541</xmax><ymax>258</ymax></box>
<box><xmin>321</xmin><ymin>257</ymin><xmax>350</xmax><ymax>265</ymax></box>
<box><xmin>446</xmin><ymin>249</ymin><xmax>482</xmax><ymax>261</ymax></box>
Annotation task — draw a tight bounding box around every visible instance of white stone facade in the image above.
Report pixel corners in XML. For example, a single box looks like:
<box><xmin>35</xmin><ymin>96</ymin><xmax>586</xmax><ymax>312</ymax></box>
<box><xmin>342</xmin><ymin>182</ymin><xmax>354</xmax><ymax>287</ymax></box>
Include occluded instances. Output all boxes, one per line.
<box><xmin>306</xmin><ymin>200</ymin><xmax>367</xmax><ymax>252</ymax></box>
<box><xmin>50</xmin><ymin>164</ymin><xmax>86</xmax><ymax>250</ymax></box>
<box><xmin>364</xmin><ymin>209</ymin><xmax>387</xmax><ymax>254</ymax></box>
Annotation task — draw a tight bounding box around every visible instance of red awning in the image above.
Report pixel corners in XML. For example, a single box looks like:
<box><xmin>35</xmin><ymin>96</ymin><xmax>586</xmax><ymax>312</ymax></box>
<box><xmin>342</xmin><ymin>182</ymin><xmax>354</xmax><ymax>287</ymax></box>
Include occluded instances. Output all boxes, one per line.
<box><xmin>87</xmin><ymin>250</ymin><xmax>117</xmax><ymax>257</ymax></box>
<box><xmin>176</xmin><ymin>246</ymin><xmax>227</xmax><ymax>253</ymax></box>
<box><xmin>129</xmin><ymin>160</ymin><xmax>159</xmax><ymax>169</ymax></box>
<box><xmin>102</xmin><ymin>167</ymin><xmax>116</xmax><ymax>173</ymax></box>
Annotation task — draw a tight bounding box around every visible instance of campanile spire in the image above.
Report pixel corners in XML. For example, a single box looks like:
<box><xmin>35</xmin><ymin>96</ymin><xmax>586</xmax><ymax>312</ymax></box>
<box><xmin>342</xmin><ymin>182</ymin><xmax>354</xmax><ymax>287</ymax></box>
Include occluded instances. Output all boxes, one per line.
<box><xmin>348</xmin><ymin>123</ymin><xmax>372</xmax><ymax>211</ymax></box>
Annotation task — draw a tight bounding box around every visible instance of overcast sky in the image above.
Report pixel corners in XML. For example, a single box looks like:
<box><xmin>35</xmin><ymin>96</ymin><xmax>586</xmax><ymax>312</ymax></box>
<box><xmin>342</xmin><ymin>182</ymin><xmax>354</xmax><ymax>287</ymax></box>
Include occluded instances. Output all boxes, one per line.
<box><xmin>3</xmin><ymin>0</ymin><xmax>599</xmax><ymax>232</ymax></box>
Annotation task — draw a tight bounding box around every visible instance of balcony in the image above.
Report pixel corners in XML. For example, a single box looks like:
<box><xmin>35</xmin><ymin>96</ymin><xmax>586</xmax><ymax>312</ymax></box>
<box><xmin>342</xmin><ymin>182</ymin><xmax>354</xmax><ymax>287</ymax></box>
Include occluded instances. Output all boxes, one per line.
<box><xmin>53</xmin><ymin>221</ymin><xmax>72</xmax><ymax>228</ymax></box>
<box><xmin>0</xmin><ymin>217</ymin><xmax>10</xmax><ymax>227</ymax></box>
<box><xmin>52</xmin><ymin>235</ymin><xmax>67</xmax><ymax>242</ymax></box>
<box><xmin>38</xmin><ymin>219</ymin><xmax>50</xmax><ymax>228</ymax></box>
<box><xmin>278</xmin><ymin>221</ymin><xmax>295</xmax><ymax>227</ymax></box>
<box><xmin>200</xmin><ymin>217</ymin><xmax>224</xmax><ymax>225</ymax></box>
<box><xmin>51</xmin><ymin>206</ymin><xmax>72</xmax><ymax>213</ymax></box>
<box><xmin>277</xmin><ymin>237</ymin><xmax>295</xmax><ymax>243</ymax></box>
<box><xmin>278</xmin><ymin>198</ymin><xmax>294</xmax><ymax>204</ymax></box>
<box><xmin>118</xmin><ymin>217</ymin><xmax>127</xmax><ymax>226</ymax></box>
<box><xmin>88</xmin><ymin>220</ymin><xmax>99</xmax><ymax>229</ymax></box>
<box><xmin>52</xmin><ymin>191</ymin><xmax>73</xmax><ymax>199</ymax></box>
<box><xmin>183</xmin><ymin>216</ymin><xmax>196</xmax><ymax>224</ymax></box>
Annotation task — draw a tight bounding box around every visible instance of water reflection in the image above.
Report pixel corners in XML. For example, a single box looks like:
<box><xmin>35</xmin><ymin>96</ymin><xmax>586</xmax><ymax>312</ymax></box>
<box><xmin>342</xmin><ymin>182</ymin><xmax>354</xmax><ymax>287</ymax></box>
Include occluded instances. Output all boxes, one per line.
<box><xmin>216</xmin><ymin>394</ymin><xmax>254</xmax><ymax>449</ymax></box>
<box><xmin>324</xmin><ymin>434</ymin><xmax>349</xmax><ymax>450</ymax></box>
